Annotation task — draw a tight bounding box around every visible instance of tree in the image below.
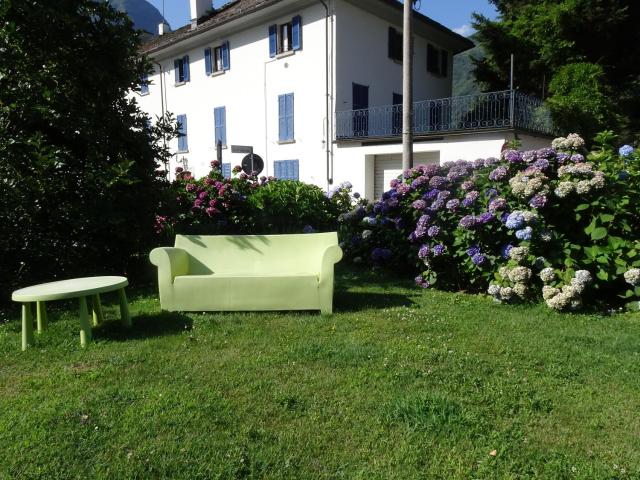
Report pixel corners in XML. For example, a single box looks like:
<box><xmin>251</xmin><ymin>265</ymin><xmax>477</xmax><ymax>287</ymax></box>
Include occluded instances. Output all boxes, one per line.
<box><xmin>0</xmin><ymin>0</ymin><xmax>176</xmax><ymax>299</ymax></box>
<box><xmin>472</xmin><ymin>0</ymin><xmax>640</xmax><ymax>140</ymax></box>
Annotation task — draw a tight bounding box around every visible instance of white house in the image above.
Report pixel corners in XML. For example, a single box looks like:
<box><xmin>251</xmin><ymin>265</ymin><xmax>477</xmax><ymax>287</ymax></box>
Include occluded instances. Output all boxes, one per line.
<box><xmin>136</xmin><ymin>0</ymin><xmax>553</xmax><ymax>199</ymax></box>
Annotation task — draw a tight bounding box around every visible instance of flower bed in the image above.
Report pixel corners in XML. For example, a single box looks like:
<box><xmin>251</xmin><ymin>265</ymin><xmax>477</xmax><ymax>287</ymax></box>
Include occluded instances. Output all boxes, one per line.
<box><xmin>339</xmin><ymin>132</ymin><xmax>640</xmax><ymax>311</ymax></box>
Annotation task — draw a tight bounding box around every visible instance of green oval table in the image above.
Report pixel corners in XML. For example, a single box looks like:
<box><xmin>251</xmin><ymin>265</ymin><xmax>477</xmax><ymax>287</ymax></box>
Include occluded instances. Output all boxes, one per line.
<box><xmin>12</xmin><ymin>276</ymin><xmax>131</xmax><ymax>350</ymax></box>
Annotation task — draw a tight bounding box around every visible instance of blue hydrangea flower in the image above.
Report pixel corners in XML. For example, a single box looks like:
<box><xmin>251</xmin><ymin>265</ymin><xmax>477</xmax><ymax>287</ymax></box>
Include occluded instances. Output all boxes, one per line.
<box><xmin>302</xmin><ymin>225</ymin><xmax>315</xmax><ymax>234</ymax></box>
<box><xmin>515</xmin><ymin>226</ymin><xmax>533</xmax><ymax>240</ymax></box>
<box><xmin>472</xmin><ymin>253</ymin><xmax>487</xmax><ymax>266</ymax></box>
<box><xmin>619</xmin><ymin>145</ymin><xmax>634</xmax><ymax>157</ymax></box>
<box><xmin>427</xmin><ymin>225</ymin><xmax>440</xmax><ymax>237</ymax></box>
<box><xmin>505</xmin><ymin>211</ymin><xmax>525</xmax><ymax>230</ymax></box>
<box><xmin>501</xmin><ymin>244</ymin><xmax>514</xmax><ymax>259</ymax></box>
<box><xmin>418</xmin><ymin>244</ymin><xmax>430</xmax><ymax>259</ymax></box>
<box><xmin>467</xmin><ymin>245</ymin><xmax>481</xmax><ymax>257</ymax></box>
<box><xmin>433</xmin><ymin>244</ymin><xmax>446</xmax><ymax>256</ymax></box>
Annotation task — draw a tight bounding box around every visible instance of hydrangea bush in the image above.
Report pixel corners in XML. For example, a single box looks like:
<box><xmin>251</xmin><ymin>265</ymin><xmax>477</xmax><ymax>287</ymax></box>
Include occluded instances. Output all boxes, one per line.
<box><xmin>339</xmin><ymin>132</ymin><xmax>640</xmax><ymax>311</ymax></box>
<box><xmin>156</xmin><ymin>162</ymin><xmax>357</xmax><ymax>237</ymax></box>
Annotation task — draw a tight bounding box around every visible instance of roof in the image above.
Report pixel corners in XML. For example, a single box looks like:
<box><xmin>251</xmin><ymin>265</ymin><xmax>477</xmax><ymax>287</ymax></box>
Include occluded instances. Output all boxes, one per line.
<box><xmin>141</xmin><ymin>0</ymin><xmax>474</xmax><ymax>55</ymax></box>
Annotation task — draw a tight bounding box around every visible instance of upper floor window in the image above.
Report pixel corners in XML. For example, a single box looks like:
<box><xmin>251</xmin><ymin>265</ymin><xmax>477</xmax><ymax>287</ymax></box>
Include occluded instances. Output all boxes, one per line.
<box><xmin>174</xmin><ymin>55</ymin><xmax>190</xmax><ymax>84</ymax></box>
<box><xmin>139</xmin><ymin>72</ymin><xmax>149</xmax><ymax>95</ymax></box>
<box><xmin>427</xmin><ymin>44</ymin><xmax>448</xmax><ymax>77</ymax></box>
<box><xmin>205</xmin><ymin>42</ymin><xmax>230</xmax><ymax>75</ymax></box>
<box><xmin>388</xmin><ymin>27</ymin><xmax>402</xmax><ymax>62</ymax></box>
<box><xmin>269</xmin><ymin>15</ymin><xmax>302</xmax><ymax>57</ymax></box>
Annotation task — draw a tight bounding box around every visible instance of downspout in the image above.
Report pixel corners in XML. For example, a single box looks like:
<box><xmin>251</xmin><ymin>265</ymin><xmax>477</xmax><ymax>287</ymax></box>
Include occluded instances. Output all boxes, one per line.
<box><xmin>152</xmin><ymin>59</ymin><xmax>168</xmax><ymax>173</ymax></box>
<box><xmin>264</xmin><ymin>57</ymin><xmax>277</xmax><ymax>177</ymax></box>
<box><xmin>319</xmin><ymin>0</ymin><xmax>332</xmax><ymax>188</ymax></box>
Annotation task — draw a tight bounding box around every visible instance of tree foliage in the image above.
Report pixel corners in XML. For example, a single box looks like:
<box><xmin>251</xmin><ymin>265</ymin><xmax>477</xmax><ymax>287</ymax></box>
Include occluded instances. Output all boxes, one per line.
<box><xmin>0</xmin><ymin>0</ymin><xmax>176</xmax><ymax>299</ymax></box>
<box><xmin>472</xmin><ymin>0</ymin><xmax>640</xmax><ymax>140</ymax></box>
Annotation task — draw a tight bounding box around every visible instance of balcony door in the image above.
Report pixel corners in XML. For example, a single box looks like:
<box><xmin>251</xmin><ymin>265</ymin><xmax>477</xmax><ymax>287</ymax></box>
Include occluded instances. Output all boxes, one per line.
<box><xmin>352</xmin><ymin>83</ymin><xmax>369</xmax><ymax>137</ymax></box>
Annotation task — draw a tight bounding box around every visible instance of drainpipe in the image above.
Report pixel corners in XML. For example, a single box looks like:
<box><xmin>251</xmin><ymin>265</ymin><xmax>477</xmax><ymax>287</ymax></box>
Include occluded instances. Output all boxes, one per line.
<box><xmin>264</xmin><ymin>57</ymin><xmax>278</xmax><ymax>177</ymax></box>
<box><xmin>319</xmin><ymin>0</ymin><xmax>332</xmax><ymax>189</ymax></box>
<box><xmin>152</xmin><ymin>59</ymin><xmax>168</xmax><ymax>173</ymax></box>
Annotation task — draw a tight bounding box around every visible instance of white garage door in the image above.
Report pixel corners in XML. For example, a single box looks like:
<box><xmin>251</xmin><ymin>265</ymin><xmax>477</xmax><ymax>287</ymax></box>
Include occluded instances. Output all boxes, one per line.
<box><xmin>374</xmin><ymin>151</ymin><xmax>440</xmax><ymax>199</ymax></box>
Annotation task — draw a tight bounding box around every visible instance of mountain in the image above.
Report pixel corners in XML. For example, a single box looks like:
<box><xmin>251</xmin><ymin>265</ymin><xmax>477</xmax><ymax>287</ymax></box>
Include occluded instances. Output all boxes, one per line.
<box><xmin>453</xmin><ymin>35</ymin><xmax>485</xmax><ymax>97</ymax></box>
<box><xmin>108</xmin><ymin>0</ymin><xmax>168</xmax><ymax>36</ymax></box>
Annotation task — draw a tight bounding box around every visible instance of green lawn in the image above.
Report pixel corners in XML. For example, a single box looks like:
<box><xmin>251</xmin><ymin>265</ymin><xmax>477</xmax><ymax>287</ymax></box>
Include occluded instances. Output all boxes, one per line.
<box><xmin>1</xmin><ymin>268</ymin><xmax>639</xmax><ymax>479</ymax></box>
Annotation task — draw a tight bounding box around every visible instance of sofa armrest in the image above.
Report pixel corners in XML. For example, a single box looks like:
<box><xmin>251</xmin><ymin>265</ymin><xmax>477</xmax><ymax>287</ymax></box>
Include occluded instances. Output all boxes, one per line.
<box><xmin>149</xmin><ymin>247</ymin><xmax>189</xmax><ymax>283</ymax></box>
<box><xmin>319</xmin><ymin>244</ymin><xmax>343</xmax><ymax>282</ymax></box>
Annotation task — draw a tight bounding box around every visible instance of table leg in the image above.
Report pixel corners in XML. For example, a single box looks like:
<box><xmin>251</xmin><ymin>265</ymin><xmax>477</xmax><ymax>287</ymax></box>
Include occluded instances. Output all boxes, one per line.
<box><xmin>118</xmin><ymin>288</ymin><xmax>132</xmax><ymax>327</ymax></box>
<box><xmin>36</xmin><ymin>301</ymin><xmax>48</xmax><ymax>332</ymax></box>
<box><xmin>22</xmin><ymin>303</ymin><xmax>34</xmax><ymax>351</ymax></box>
<box><xmin>91</xmin><ymin>294</ymin><xmax>104</xmax><ymax>326</ymax></box>
<box><xmin>78</xmin><ymin>296</ymin><xmax>92</xmax><ymax>347</ymax></box>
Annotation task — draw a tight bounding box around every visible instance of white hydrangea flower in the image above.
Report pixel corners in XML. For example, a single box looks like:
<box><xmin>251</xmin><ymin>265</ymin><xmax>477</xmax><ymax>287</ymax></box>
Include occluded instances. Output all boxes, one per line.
<box><xmin>513</xmin><ymin>283</ymin><xmax>528</xmax><ymax>298</ymax></box>
<box><xmin>590</xmin><ymin>172</ymin><xmax>606</xmax><ymax>189</ymax></box>
<box><xmin>574</xmin><ymin>270</ymin><xmax>593</xmax><ymax>284</ymax></box>
<box><xmin>566</xmin><ymin>133</ymin><xmax>585</xmax><ymax>149</ymax></box>
<box><xmin>570</xmin><ymin>298</ymin><xmax>583</xmax><ymax>310</ymax></box>
<box><xmin>540</xmin><ymin>231</ymin><xmax>553</xmax><ymax>242</ymax></box>
<box><xmin>624</xmin><ymin>268</ymin><xmax>640</xmax><ymax>286</ymax></box>
<box><xmin>361</xmin><ymin>229</ymin><xmax>372</xmax><ymax>239</ymax></box>
<box><xmin>509</xmin><ymin>246</ymin><xmax>529</xmax><ymax>263</ymax></box>
<box><xmin>499</xmin><ymin>287</ymin><xmax>514</xmax><ymax>301</ymax></box>
<box><xmin>554</xmin><ymin>181</ymin><xmax>575</xmax><ymax>198</ymax></box>
<box><xmin>570</xmin><ymin>278</ymin><xmax>587</xmax><ymax>294</ymax></box>
<box><xmin>546</xmin><ymin>291</ymin><xmax>573</xmax><ymax>310</ymax></box>
<box><xmin>542</xmin><ymin>285</ymin><xmax>560</xmax><ymax>300</ymax></box>
<box><xmin>498</xmin><ymin>266</ymin><xmax>510</xmax><ymax>279</ymax></box>
<box><xmin>575</xmin><ymin>180</ymin><xmax>592</xmax><ymax>195</ymax></box>
<box><xmin>551</xmin><ymin>137</ymin><xmax>567</xmax><ymax>150</ymax></box>
<box><xmin>488</xmin><ymin>284</ymin><xmax>501</xmax><ymax>297</ymax></box>
<box><xmin>508</xmin><ymin>266</ymin><xmax>532</xmax><ymax>283</ymax></box>
<box><xmin>540</xmin><ymin>267</ymin><xmax>555</xmax><ymax>283</ymax></box>
<box><xmin>561</xmin><ymin>284</ymin><xmax>580</xmax><ymax>299</ymax></box>
<box><xmin>522</xmin><ymin>210</ymin><xmax>538</xmax><ymax>224</ymax></box>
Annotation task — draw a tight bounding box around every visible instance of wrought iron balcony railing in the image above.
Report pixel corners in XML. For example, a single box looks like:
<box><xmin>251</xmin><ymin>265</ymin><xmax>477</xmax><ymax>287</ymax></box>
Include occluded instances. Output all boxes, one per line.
<box><xmin>335</xmin><ymin>90</ymin><xmax>555</xmax><ymax>140</ymax></box>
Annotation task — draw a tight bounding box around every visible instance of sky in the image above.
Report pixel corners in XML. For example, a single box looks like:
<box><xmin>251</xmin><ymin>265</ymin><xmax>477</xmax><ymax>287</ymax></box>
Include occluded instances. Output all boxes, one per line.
<box><xmin>147</xmin><ymin>0</ymin><xmax>497</xmax><ymax>37</ymax></box>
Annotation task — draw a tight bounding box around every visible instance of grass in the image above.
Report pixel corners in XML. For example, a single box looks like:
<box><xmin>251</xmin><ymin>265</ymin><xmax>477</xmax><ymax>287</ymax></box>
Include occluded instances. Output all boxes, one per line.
<box><xmin>1</xmin><ymin>267</ymin><xmax>639</xmax><ymax>479</ymax></box>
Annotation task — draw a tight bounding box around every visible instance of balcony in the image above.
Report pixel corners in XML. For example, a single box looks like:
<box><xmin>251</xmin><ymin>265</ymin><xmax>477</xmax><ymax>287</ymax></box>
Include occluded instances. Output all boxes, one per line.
<box><xmin>335</xmin><ymin>90</ymin><xmax>555</xmax><ymax>140</ymax></box>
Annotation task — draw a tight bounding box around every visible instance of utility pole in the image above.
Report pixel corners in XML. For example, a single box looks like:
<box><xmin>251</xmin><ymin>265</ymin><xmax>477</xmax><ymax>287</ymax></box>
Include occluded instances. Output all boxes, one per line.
<box><xmin>402</xmin><ymin>0</ymin><xmax>414</xmax><ymax>170</ymax></box>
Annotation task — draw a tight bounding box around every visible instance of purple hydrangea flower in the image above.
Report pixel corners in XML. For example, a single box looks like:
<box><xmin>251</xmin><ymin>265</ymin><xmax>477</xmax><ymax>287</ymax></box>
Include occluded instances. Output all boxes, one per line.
<box><xmin>430</xmin><ymin>199</ymin><xmax>445</xmax><ymax>211</ymax></box>
<box><xmin>437</xmin><ymin>190</ymin><xmax>451</xmax><ymax>201</ymax></box>
<box><xmin>485</xmin><ymin>188</ymin><xmax>498</xmax><ymax>198</ymax></box>
<box><xmin>503</xmin><ymin>149</ymin><xmax>523</xmax><ymax>164</ymax></box>
<box><xmin>427</xmin><ymin>225</ymin><xmax>440</xmax><ymax>237</ymax></box>
<box><xmin>522</xmin><ymin>150</ymin><xmax>537</xmax><ymax>163</ymax></box>
<box><xmin>446</xmin><ymin>199</ymin><xmax>460</xmax><ymax>211</ymax></box>
<box><xmin>459</xmin><ymin>215</ymin><xmax>477</xmax><ymax>229</ymax></box>
<box><xmin>396</xmin><ymin>184</ymin><xmax>410</xmax><ymax>195</ymax></box>
<box><xmin>429</xmin><ymin>176</ymin><xmax>448</xmax><ymax>189</ymax></box>
<box><xmin>570</xmin><ymin>153</ymin><xmax>585</xmax><ymax>163</ymax></box>
<box><xmin>402</xmin><ymin>168</ymin><xmax>416</xmax><ymax>179</ymax></box>
<box><xmin>433</xmin><ymin>243</ymin><xmax>446</xmax><ymax>256</ymax></box>
<box><xmin>389</xmin><ymin>179</ymin><xmax>400</xmax><ymax>188</ymax></box>
<box><xmin>473</xmin><ymin>158</ymin><xmax>485</xmax><ymax>168</ymax></box>
<box><xmin>501</xmin><ymin>244</ymin><xmax>514</xmax><ymax>259</ymax></box>
<box><xmin>411</xmin><ymin>176</ymin><xmax>429</xmax><ymax>190</ymax></box>
<box><xmin>464</xmin><ymin>190</ymin><xmax>479</xmax><ymax>205</ymax></box>
<box><xmin>489</xmin><ymin>166</ymin><xmax>508</xmax><ymax>181</ymax></box>
<box><xmin>424</xmin><ymin>188</ymin><xmax>440</xmax><ymax>200</ymax></box>
<box><xmin>484</xmin><ymin>157</ymin><xmax>499</xmax><ymax>167</ymax></box>
<box><xmin>529</xmin><ymin>194</ymin><xmax>547</xmax><ymax>209</ymax></box>
<box><xmin>467</xmin><ymin>245</ymin><xmax>481</xmax><ymax>257</ymax></box>
<box><xmin>412</xmin><ymin>199</ymin><xmax>427</xmax><ymax>210</ymax></box>
<box><xmin>478</xmin><ymin>212</ymin><xmax>495</xmax><ymax>224</ymax></box>
<box><xmin>413</xmin><ymin>214</ymin><xmax>431</xmax><ymax>239</ymax></box>
<box><xmin>489</xmin><ymin>197</ymin><xmax>507</xmax><ymax>213</ymax></box>
<box><xmin>193</xmin><ymin>199</ymin><xmax>204</xmax><ymax>208</ymax></box>
<box><xmin>461</xmin><ymin>181</ymin><xmax>475</xmax><ymax>191</ymax></box>
<box><xmin>556</xmin><ymin>153</ymin><xmax>570</xmax><ymax>164</ymax></box>
<box><xmin>415</xmin><ymin>275</ymin><xmax>430</xmax><ymax>289</ymax></box>
<box><xmin>532</xmin><ymin>158</ymin><xmax>550</xmax><ymax>171</ymax></box>
<box><xmin>472</xmin><ymin>253</ymin><xmax>487</xmax><ymax>266</ymax></box>
<box><xmin>619</xmin><ymin>145</ymin><xmax>634</xmax><ymax>157</ymax></box>
<box><xmin>185</xmin><ymin>183</ymin><xmax>197</xmax><ymax>192</ymax></box>
<box><xmin>418</xmin><ymin>245</ymin><xmax>430</xmax><ymax>259</ymax></box>
<box><xmin>536</xmin><ymin>148</ymin><xmax>557</xmax><ymax>160</ymax></box>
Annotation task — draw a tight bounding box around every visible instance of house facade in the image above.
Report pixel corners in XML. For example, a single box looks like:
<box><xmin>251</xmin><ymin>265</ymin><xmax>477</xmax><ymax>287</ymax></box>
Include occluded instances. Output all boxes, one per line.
<box><xmin>136</xmin><ymin>0</ymin><xmax>553</xmax><ymax>199</ymax></box>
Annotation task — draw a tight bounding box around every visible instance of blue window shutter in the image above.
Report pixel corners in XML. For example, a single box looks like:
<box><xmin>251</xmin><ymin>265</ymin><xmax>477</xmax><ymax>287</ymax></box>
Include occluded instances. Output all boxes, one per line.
<box><xmin>183</xmin><ymin>55</ymin><xmax>190</xmax><ymax>82</ymax></box>
<box><xmin>222</xmin><ymin>41</ymin><xmax>230</xmax><ymax>70</ymax></box>
<box><xmin>269</xmin><ymin>25</ymin><xmax>277</xmax><ymax>57</ymax></box>
<box><xmin>222</xmin><ymin>163</ymin><xmax>231</xmax><ymax>178</ymax></box>
<box><xmin>177</xmin><ymin>114</ymin><xmax>188</xmax><ymax>152</ymax></box>
<box><xmin>292</xmin><ymin>160</ymin><xmax>299</xmax><ymax>180</ymax></box>
<box><xmin>274</xmin><ymin>161</ymin><xmax>282</xmax><ymax>178</ymax></box>
<box><xmin>214</xmin><ymin>107</ymin><xmax>226</xmax><ymax>147</ymax></box>
<box><xmin>174</xmin><ymin>59</ymin><xmax>180</xmax><ymax>83</ymax></box>
<box><xmin>140</xmin><ymin>73</ymin><xmax>149</xmax><ymax>94</ymax></box>
<box><xmin>292</xmin><ymin>16</ymin><xmax>302</xmax><ymax>51</ymax></box>
<box><xmin>286</xmin><ymin>93</ymin><xmax>294</xmax><ymax>141</ymax></box>
<box><xmin>278</xmin><ymin>95</ymin><xmax>286</xmax><ymax>142</ymax></box>
<box><xmin>204</xmin><ymin>48</ymin><xmax>212</xmax><ymax>75</ymax></box>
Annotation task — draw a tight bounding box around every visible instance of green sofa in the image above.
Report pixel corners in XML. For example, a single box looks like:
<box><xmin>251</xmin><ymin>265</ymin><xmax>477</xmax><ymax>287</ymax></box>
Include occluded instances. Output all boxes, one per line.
<box><xmin>149</xmin><ymin>233</ymin><xmax>343</xmax><ymax>314</ymax></box>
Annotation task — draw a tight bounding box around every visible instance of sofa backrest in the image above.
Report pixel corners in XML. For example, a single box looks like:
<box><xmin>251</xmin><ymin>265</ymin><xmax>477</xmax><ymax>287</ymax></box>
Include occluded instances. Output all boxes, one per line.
<box><xmin>174</xmin><ymin>232</ymin><xmax>339</xmax><ymax>275</ymax></box>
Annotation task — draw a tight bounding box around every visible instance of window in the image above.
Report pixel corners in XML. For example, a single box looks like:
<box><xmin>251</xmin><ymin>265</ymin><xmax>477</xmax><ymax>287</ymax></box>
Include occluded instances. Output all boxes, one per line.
<box><xmin>388</xmin><ymin>27</ymin><xmax>402</xmax><ymax>62</ymax></box>
<box><xmin>427</xmin><ymin>44</ymin><xmax>448</xmax><ymax>77</ymax></box>
<box><xmin>177</xmin><ymin>114</ymin><xmax>188</xmax><ymax>152</ymax></box>
<box><xmin>222</xmin><ymin>163</ymin><xmax>231</xmax><ymax>178</ymax></box>
<box><xmin>214</xmin><ymin>106</ymin><xmax>226</xmax><ymax>148</ymax></box>
<box><xmin>139</xmin><ymin>72</ymin><xmax>149</xmax><ymax>95</ymax></box>
<box><xmin>174</xmin><ymin>55</ymin><xmax>190</xmax><ymax>84</ymax></box>
<box><xmin>352</xmin><ymin>83</ymin><xmax>369</xmax><ymax>137</ymax></box>
<box><xmin>278</xmin><ymin>93</ymin><xmax>294</xmax><ymax>142</ymax></box>
<box><xmin>205</xmin><ymin>42</ymin><xmax>230</xmax><ymax>75</ymax></box>
<box><xmin>269</xmin><ymin>15</ymin><xmax>302</xmax><ymax>57</ymax></box>
<box><xmin>273</xmin><ymin>160</ymin><xmax>299</xmax><ymax>180</ymax></box>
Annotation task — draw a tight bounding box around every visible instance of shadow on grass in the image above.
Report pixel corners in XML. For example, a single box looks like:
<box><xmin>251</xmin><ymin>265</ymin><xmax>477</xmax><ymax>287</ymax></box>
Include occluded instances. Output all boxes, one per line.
<box><xmin>334</xmin><ymin>291</ymin><xmax>416</xmax><ymax>312</ymax></box>
<box><xmin>94</xmin><ymin>311</ymin><xmax>193</xmax><ymax>341</ymax></box>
